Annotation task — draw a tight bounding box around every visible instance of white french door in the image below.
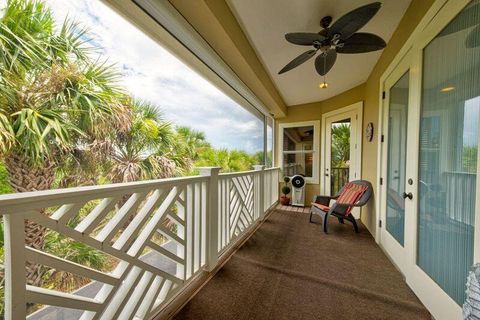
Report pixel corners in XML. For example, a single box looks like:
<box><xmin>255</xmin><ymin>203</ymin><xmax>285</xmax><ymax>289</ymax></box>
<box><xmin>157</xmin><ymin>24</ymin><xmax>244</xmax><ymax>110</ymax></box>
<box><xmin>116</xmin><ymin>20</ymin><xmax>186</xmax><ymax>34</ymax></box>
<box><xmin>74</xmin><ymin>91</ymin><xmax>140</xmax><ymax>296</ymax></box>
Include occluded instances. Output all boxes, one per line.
<box><xmin>380</xmin><ymin>52</ymin><xmax>412</xmax><ymax>274</ymax></box>
<box><xmin>321</xmin><ymin>102</ymin><xmax>362</xmax><ymax>218</ymax></box>
<box><xmin>379</xmin><ymin>1</ymin><xmax>480</xmax><ymax>319</ymax></box>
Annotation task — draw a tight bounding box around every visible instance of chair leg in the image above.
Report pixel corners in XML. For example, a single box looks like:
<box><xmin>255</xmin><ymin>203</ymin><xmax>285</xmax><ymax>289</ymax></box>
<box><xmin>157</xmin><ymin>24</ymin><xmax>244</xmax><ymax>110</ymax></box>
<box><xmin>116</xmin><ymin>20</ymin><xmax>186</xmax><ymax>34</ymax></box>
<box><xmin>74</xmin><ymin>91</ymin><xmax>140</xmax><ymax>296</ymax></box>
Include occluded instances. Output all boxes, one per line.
<box><xmin>309</xmin><ymin>211</ymin><xmax>313</xmax><ymax>223</ymax></box>
<box><xmin>350</xmin><ymin>216</ymin><xmax>359</xmax><ymax>233</ymax></box>
<box><xmin>323</xmin><ymin>213</ymin><xmax>329</xmax><ymax>234</ymax></box>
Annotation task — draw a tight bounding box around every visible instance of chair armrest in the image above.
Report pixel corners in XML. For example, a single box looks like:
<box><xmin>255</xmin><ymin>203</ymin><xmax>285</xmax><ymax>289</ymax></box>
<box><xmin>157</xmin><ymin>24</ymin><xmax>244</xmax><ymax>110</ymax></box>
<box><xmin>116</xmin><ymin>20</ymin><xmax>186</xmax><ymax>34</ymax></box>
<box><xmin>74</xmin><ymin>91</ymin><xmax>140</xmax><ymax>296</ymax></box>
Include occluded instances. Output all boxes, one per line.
<box><xmin>334</xmin><ymin>202</ymin><xmax>363</xmax><ymax>208</ymax></box>
<box><xmin>313</xmin><ymin>195</ymin><xmax>337</xmax><ymax>206</ymax></box>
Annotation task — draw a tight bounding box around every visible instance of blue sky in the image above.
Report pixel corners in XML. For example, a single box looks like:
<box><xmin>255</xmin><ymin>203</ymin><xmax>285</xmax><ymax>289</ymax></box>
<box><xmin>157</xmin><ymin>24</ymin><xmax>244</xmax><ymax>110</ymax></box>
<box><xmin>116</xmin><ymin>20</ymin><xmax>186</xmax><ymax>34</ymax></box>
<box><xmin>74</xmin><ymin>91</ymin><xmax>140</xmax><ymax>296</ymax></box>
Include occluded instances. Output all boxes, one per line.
<box><xmin>45</xmin><ymin>0</ymin><xmax>264</xmax><ymax>153</ymax></box>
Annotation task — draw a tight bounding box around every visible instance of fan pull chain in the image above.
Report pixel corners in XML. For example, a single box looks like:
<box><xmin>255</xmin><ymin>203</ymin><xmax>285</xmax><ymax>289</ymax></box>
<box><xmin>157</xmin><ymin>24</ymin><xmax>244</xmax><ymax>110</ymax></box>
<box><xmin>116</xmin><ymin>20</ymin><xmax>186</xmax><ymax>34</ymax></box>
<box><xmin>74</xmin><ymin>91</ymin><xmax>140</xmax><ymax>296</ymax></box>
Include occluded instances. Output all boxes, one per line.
<box><xmin>319</xmin><ymin>56</ymin><xmax>328</xmax><ymax>89</ymax></box>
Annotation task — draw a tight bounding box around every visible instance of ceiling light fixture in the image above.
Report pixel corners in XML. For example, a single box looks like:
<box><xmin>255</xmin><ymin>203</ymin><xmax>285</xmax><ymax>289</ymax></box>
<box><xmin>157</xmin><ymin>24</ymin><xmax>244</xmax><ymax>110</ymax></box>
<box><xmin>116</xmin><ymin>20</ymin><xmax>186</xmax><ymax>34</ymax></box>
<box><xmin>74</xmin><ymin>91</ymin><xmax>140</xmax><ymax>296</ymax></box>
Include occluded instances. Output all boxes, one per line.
<box><xmin>319</xmin><ymin>75</ymin><xmax>328</xmax><ymax>89</ymax></box>
<box><xmin>440</xmin><ymin>86</ymin><xmax>455</xmax><ymax>93</ymax></box>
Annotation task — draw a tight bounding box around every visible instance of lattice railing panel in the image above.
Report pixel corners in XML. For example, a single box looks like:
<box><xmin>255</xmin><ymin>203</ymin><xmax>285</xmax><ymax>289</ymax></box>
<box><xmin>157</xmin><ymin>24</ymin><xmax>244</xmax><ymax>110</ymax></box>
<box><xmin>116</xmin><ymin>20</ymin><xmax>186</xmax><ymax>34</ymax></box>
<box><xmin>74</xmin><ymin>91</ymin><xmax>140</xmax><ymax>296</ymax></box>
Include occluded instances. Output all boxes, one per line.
<box><xmin>1</xmin><ymin>168</ymin><xmax>280</xmax><ymax>319</ymax></box>
<box><xmin>1</xmin><ymin>176</ymin><xmax>209</xmax><ymax>320</ymax></box>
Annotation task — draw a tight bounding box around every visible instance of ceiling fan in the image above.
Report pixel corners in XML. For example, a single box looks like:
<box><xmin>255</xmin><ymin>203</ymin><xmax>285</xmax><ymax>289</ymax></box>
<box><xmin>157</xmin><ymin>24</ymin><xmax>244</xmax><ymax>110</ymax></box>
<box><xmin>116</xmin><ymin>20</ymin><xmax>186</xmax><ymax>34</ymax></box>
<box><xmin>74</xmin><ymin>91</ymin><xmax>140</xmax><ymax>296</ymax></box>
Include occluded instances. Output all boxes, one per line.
<box><xmin>278</xmin><ymin>2</ymin><xmax>387</xmax><ymax>77</ymax></box>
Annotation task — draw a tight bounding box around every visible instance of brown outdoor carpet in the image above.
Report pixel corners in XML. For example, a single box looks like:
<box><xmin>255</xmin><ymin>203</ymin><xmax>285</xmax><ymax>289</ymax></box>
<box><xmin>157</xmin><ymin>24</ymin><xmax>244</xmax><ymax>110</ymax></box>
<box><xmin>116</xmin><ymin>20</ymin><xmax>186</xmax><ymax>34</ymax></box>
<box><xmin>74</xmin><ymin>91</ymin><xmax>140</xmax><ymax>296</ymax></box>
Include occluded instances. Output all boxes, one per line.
<box><xmin>174</xmin><ymin>208</ymin><xmax>431</xmax><ymax>320</ymax></box>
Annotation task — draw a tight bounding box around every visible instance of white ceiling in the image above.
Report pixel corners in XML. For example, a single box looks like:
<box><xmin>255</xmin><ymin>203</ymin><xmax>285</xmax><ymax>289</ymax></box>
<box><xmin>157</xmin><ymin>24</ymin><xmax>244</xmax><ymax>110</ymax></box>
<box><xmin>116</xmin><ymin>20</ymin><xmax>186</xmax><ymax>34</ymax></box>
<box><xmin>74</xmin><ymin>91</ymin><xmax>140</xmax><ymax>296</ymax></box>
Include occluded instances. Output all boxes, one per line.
<box><xmin>227</xmin><ymin>0</ymin><xmax>412</xmax><ymax>106</ymax></box>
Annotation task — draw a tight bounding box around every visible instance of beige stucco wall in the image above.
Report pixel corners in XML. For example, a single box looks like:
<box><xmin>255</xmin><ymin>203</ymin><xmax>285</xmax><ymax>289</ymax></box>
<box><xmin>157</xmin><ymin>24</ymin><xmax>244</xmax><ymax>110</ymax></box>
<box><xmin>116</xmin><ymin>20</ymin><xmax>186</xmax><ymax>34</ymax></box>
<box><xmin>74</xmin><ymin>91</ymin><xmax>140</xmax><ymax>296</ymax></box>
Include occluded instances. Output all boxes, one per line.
<box><xmin>276</xmin><ymin>0</ymin><xmax>435</xmax><ymax>235</ymax></box>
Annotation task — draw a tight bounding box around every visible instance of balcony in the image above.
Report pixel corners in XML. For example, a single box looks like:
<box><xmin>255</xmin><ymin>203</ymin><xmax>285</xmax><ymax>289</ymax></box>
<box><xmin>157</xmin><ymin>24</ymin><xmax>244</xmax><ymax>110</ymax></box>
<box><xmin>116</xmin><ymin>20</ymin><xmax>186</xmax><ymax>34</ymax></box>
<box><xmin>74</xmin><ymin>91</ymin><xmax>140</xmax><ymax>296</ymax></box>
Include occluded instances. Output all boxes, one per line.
<box><xmin>1</xmin><ymin>0</ymin><xmax>479</xmax><ymax>319</ymax></box>
<box><xmin>1</xmin><ymin>166</ymin><xmax>432</xmax><ymax>319</ymax></box>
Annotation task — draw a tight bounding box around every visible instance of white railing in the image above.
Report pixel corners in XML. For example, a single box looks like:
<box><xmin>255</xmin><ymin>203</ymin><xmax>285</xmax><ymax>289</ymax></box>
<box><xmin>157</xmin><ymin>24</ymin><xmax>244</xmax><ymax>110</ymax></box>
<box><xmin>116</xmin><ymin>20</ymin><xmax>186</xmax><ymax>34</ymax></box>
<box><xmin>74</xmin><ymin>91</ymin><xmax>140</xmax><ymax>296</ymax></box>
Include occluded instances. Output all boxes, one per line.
<box><xmin>1</xmin><ymin>166</ymin><xmax>280</xmax><ymax>320</ymax></box>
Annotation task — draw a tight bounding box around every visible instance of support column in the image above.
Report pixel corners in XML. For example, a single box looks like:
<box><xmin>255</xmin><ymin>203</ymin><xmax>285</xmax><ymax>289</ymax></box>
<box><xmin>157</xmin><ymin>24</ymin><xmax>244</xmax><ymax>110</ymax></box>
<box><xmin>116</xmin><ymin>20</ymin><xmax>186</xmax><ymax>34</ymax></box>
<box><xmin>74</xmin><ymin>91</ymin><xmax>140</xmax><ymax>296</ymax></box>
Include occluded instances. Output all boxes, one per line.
<box><xmin>198</xmin><ymin>167</ymin><xmax>221</xmax><ymax>272</ymax></box>
<box><xmin>4</xmin><ymin>214</ymin><xmax>26</xmax><ymax>320</ymax></box>
<box><xmin>253</xmin><ymin>165</ymin><xmax>265</xmax><ymax>219</ymax></box>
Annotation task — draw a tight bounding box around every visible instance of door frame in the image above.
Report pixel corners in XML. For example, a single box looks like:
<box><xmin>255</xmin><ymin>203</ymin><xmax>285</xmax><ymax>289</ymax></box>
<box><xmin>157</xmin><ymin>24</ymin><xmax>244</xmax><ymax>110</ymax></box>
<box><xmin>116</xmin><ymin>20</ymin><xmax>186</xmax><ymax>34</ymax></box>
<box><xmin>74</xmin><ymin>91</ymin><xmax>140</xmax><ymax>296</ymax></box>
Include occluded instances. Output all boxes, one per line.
<box><xmin>320</xmin><ymin>102</ymin><xmax>363</xmax><ymax>196</ymax></box>
<box><xmin>376</xmin><ymin>0</ymin><xmax>478</xmax><ymax>319</ymax></box>
<box><xmin>378</xmin><ymin>51</ymin><xmax>412</xmax><ymax>276</ymax></box>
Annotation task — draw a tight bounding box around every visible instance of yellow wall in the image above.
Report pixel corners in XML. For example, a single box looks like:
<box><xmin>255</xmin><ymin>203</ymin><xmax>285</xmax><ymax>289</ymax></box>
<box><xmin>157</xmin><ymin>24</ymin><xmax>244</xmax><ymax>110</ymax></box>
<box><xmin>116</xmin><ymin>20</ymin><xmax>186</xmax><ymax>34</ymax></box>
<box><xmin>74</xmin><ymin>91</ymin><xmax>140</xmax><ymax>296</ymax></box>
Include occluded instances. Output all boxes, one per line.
<box><xmin>277</xmin><ymin>0</ymin><xmax>435</xmax><ymax>235</ymax></box>
<box><xmin>276</xmin><ymin>84</ymin><xmax>366</xmax><ymax>206</ymax></box>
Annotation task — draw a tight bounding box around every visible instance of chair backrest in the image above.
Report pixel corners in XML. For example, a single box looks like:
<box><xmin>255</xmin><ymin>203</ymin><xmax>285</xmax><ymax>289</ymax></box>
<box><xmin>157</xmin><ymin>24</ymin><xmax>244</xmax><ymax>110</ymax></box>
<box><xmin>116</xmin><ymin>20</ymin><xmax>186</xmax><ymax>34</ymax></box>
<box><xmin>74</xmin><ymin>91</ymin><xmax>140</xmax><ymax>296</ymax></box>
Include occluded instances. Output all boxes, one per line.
<box><xmin>334</xmin><ymin>180</ymin><xmax>373</xmax><ymax>214</ymax></box>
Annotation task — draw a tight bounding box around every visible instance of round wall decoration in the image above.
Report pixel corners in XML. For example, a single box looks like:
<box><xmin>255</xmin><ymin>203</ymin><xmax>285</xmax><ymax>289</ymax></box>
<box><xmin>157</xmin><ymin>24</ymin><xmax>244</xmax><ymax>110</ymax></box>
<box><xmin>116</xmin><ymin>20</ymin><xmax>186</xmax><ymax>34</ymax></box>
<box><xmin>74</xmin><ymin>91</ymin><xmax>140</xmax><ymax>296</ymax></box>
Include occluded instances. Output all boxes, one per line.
<box><xmin>365</xmin><ymin>122</ymin><xmax>374</xmax><ymax>142</ymax></box>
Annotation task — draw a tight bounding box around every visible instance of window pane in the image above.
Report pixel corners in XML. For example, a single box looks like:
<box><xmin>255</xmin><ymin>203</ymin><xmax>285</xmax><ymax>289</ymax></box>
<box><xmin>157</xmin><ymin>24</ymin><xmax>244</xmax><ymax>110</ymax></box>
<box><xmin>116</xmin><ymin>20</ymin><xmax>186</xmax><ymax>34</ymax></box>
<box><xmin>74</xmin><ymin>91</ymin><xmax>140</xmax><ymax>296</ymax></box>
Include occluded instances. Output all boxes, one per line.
<box><xmin>386</xmin><ymin>71</ymin><xmax>409</xmax><ymax>246</ymax></box>
<box><xmin>283</xmin><ymin>152</ymin><xmax>313</xmax><ymax>177</ymax></box>
<box><xmin>418</xmin><ymin>0</ymin><xmax>480</xmax><ymax>305</ymax></box>
<box><xmin>283</xmin><ymin>126</ymin><xmax>314</xmax><ymax>151</ymax></box>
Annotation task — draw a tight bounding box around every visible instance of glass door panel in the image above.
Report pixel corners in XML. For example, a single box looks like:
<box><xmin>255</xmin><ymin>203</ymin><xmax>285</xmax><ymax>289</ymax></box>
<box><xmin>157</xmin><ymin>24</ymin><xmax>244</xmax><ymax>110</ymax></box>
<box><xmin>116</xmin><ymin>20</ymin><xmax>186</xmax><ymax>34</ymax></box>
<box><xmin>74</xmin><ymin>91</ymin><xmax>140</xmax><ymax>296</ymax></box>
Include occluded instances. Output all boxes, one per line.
<box><xmin>417</xmin><ymin>0</ymin><xmax>480</xmax><ymax>305</ymax></box>
<box><xmin>330</xmin><ymin>120</ymin><xmax>351</xmax><ymax>196</ymax></box>
<box><xmin>386</xmin><ymin>71</ymin><xmax>409</xmax><ymax>246</ymax></box>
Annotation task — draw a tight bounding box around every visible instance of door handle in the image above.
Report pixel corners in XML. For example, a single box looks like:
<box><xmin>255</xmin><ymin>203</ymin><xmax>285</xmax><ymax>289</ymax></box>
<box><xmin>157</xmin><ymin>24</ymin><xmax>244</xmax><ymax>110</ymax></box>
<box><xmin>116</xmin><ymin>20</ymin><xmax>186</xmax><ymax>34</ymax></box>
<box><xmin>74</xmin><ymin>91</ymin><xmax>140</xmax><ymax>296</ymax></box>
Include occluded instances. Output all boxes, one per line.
<box><xmin>402</xmin><ymin>192</ymin><xmax>413</xmax><ymax>200</ymax></box>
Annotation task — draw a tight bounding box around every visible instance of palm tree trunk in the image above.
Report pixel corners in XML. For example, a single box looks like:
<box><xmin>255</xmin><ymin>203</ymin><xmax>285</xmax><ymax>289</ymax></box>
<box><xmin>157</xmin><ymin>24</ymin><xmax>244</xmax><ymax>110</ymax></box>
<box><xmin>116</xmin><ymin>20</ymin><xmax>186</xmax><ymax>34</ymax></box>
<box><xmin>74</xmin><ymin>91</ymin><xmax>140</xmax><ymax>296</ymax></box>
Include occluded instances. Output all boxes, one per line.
<box><xmin>5</xmin><ymin>153</ymin><xmax>55</xmax><ymax>286</ymax></box>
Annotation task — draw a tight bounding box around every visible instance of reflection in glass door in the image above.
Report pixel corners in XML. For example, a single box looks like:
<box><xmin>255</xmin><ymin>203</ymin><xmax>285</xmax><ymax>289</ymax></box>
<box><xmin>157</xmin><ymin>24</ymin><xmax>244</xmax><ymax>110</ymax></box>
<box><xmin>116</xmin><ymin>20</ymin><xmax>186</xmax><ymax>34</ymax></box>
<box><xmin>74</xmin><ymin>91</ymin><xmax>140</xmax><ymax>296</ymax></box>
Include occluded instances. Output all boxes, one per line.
<box><xmin>417</xmin><ymin>0</ymin><xmax>480</xmax><ymax>305</ymax></box>
<box><xmin>386</xmin><ymin>72</ymin><xmax>409</xmax><ymax>246</ymax></box>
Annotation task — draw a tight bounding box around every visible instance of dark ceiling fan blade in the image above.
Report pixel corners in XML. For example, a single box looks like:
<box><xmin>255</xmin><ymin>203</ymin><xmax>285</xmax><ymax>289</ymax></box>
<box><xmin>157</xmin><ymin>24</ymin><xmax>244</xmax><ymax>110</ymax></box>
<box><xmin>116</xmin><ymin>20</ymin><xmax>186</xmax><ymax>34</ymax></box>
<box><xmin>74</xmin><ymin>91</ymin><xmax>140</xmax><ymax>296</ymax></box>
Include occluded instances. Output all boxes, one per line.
<box><xmin>337</xmin><ymin>32</ymin><xmax>386</xmax><ymax>53</ymax></box>
<box><xmin>315</xmin><ymin>49</ymin><xmax>337</xmax><ymax>76</ymax></box>
<box><xmin>285</xmin><ymin>33</ymin><xmax>326</xmax><ymax>45</ymax></box>
<box><xmin>466</xmin><ymin>25</ymin><xmax>480</xmax><ymax>48</ymax></box>
<box><xmin>278</xmin><ymin>49</ymin><xmax>317</xmax><ymax>74</ymax></box>
<box><xmin>439</xmin><ymin>2</ymin><xmax>480</xmax><ymax>37</ymax></box>
<box><xmin>330</xmin><ymin>2</ymin><xmax>382</xmax><ymax>40</ymax></box>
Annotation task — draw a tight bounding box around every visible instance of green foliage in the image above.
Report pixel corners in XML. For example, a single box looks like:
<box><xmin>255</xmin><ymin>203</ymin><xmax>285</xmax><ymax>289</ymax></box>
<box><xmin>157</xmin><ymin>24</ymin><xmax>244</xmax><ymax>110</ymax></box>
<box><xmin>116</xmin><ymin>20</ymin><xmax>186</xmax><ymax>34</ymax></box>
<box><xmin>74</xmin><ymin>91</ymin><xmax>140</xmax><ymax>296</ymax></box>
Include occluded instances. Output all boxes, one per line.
<box><xmin>194</xmin><ymin>148</ymin><xmax>258</xmax><ymax>173</ymax></box>
<box><xmin>44</xmin><ymin>231</ymin><xmax>109</xmax><ymax>271</ymax></box>
<box><xmin>331</xmin><ymin>123</ymin><xmax>350</xmax><ymax>168</ymax></box>
<box><xmin>0</xmin><ymin>0</ymin><xmax>125</xmax><ymax>164</ymax></box>
<box><xmin>106</xmin><ymin>99</ymin><xmax>179</xmax><ymax>183</ymax></box>
<box><xmin>463</xmin><ymin>146</ymin><xmax>477</xmax><ymax>173</ymax></box>
<box><xmin>281</xmin><ymin>186</ymin><xmax>291</xmax><ymax>196</ymax></box>
<box><xmin>0</xmin><ymin>162</ymin><xmax>12</xmax><ymax>194</ymax></box>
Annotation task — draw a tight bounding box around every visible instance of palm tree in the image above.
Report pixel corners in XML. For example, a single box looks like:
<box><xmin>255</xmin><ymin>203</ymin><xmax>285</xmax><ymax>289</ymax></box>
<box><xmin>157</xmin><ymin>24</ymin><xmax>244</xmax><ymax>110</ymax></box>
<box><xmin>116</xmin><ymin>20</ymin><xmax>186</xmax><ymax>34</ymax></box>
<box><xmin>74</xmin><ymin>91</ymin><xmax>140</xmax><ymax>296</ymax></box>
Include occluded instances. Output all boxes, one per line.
<box><xmin>174</xmin><ymin>126</ymin><xmax>210</xmax><ymax>173</ymax></box>
<box><xmin>108</xmin><ymin>99</ymin><xmax>177</xmax><ymax>183</ymax></box>
<box><xmin>331</xmin><ymin>123</ymin><xmax>351</xmax><ymax>168</ymax></box>
<box><xmin>176</xmin><ymin>126</ymin><xmax>209</xmax><ymax>158</ymax></box>
<box><xmin>0</xmin><ymin>0</ymin><xmax>126</xmax><ymax>285</ymax></box>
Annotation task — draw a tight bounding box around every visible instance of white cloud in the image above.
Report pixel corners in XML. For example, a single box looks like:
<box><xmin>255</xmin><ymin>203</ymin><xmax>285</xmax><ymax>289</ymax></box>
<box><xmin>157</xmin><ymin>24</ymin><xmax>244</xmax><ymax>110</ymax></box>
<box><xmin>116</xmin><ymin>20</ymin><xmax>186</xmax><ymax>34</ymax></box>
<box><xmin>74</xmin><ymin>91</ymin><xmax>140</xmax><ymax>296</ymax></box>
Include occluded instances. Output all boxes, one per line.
<box><xmin>45</xmin><ymin>0</ymin><xmax>264</xmax><ymax>153</ymax></box>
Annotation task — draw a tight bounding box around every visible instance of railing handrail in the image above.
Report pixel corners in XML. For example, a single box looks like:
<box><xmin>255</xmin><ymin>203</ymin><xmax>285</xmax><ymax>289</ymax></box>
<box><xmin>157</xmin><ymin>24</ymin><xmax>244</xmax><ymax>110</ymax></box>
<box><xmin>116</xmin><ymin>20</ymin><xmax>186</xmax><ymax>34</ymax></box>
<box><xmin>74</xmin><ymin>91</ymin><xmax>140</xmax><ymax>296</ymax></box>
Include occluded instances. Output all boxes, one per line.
<box><xmin>0</xmin><ymin>175</ymin><xmax>209</xmax><ymax>212</ymax></box>
<box><xmin>0</xmin><ymin>167</ymin><xmax>281</xmax><ymax>213</ymax></box>
<box><xmin>218</xmin><ymin>169</ymin><xmax>258</xmax><ymax>178</ymax></box>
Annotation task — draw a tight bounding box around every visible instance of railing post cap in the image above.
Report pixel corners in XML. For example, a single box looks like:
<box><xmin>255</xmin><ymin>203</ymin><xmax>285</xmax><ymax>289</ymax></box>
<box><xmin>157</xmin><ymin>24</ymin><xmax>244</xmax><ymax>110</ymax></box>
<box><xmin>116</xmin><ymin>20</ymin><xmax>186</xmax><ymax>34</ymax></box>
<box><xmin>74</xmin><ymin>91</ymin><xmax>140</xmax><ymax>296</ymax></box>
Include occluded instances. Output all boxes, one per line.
<box><xmin>197</xmin><ymin>167</ymin><xmax>222</xmax><ymax>176</ymax></box>
<box><xmin>253</xmin><ymin>165</ymin><xmax>265</xmax><ymax>170</ymax></box>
